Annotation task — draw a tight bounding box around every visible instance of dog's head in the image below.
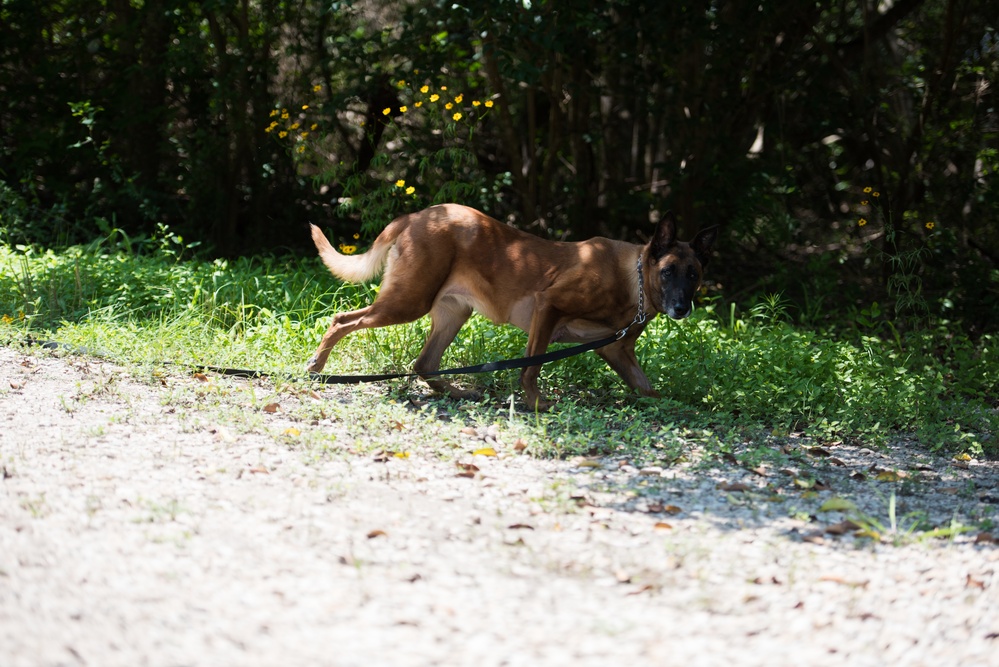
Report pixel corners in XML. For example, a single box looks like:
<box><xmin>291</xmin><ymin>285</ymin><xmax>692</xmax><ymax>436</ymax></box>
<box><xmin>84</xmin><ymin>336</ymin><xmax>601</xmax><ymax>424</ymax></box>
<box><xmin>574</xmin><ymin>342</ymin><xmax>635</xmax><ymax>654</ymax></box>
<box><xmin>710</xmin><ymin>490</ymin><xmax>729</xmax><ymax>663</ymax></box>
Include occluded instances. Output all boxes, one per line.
<box><xmin>645</xmin><ymin>212</ymin><xmax>718</xmax><ymax>320</ymax></box>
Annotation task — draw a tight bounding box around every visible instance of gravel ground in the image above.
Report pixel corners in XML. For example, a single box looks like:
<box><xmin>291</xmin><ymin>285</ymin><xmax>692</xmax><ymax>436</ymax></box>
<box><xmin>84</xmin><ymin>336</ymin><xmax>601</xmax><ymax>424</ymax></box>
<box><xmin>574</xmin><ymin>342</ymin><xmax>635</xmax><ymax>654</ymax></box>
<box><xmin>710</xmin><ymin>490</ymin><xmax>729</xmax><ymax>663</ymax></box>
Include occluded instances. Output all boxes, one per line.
<box><xmin>1</xmin><ymin>345</ymin><xmax>997</xmax><ymax>667</ymax></box>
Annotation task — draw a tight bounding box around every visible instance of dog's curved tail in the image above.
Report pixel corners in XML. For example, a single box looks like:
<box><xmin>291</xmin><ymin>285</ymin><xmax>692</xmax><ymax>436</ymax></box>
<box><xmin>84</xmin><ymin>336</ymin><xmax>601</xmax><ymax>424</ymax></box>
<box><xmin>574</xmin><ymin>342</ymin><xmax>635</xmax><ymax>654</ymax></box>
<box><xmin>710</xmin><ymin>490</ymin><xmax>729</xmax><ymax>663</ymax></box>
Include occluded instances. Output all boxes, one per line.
<box><xmin>309</xmin><ymin>220</ymin><xmax>404</xmax><ymax>284</ymax></box>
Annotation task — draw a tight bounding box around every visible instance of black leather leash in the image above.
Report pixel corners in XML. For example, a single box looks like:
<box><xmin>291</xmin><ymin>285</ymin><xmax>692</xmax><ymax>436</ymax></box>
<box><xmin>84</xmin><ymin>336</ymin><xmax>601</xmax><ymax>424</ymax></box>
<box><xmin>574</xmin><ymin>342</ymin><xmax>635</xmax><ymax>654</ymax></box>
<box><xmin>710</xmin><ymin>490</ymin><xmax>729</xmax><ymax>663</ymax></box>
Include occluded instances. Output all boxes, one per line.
<box><xmin>199</xmin><ymin>330</ymin><xmax>624</xmax><ymax>384</ymax></box>
<box><xmin>15</xmin><ymin>326</ymin><xmax>627</xmax><ymax>385</ymax></box>
<box><xmin>14</xmin><ymin>260</ymin><xmax>651</xmax><ymax>386</ymax></box>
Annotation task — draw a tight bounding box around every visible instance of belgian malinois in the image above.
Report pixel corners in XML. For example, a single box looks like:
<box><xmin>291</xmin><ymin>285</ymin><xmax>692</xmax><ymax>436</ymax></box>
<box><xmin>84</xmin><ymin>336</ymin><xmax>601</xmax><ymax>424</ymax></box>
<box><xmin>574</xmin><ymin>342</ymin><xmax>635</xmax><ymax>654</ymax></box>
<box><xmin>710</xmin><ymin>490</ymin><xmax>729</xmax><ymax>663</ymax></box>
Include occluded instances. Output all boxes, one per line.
<box><xmin>308</xmin><ymin>204</ymin><xmax>717</xmax><ymax>409</ymax></box>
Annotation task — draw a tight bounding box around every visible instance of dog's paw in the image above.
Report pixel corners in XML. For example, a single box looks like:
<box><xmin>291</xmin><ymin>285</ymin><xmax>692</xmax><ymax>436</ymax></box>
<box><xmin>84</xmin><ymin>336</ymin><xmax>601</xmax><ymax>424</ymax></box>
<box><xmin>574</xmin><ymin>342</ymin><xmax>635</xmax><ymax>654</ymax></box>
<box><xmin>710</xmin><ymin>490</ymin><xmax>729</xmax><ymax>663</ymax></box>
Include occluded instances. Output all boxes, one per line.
<box><xmin>448</xmin><ymin>387</ymin><xmax>483</xmax><ymax>401</ymax></box>
<box><xmin>305</xmin><ymin>357</ymin><xmax>324</xmax><ymax>373</ymax></box>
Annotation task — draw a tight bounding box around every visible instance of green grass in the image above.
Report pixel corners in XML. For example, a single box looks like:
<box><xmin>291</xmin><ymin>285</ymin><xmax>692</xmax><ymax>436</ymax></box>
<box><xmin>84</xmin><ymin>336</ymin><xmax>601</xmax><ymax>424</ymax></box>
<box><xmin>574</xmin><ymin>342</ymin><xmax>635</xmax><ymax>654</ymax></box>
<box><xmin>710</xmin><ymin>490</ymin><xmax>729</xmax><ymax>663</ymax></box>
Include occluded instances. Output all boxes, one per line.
<box><xmin>2</xmin><ymin>232</ymin><xmax>996</xmax><ymax>459</ymax></box>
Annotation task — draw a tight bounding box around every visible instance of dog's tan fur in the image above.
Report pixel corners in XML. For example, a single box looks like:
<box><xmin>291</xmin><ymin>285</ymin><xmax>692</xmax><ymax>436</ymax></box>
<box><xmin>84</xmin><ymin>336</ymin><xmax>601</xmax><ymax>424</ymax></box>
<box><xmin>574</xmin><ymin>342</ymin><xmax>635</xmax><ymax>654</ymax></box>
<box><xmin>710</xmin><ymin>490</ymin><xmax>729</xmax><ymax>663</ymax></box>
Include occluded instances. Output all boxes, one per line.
<box><xmin>308</xmin><ymin>203</ymin><xmax>717</xmax><ymax>408</ymax></box>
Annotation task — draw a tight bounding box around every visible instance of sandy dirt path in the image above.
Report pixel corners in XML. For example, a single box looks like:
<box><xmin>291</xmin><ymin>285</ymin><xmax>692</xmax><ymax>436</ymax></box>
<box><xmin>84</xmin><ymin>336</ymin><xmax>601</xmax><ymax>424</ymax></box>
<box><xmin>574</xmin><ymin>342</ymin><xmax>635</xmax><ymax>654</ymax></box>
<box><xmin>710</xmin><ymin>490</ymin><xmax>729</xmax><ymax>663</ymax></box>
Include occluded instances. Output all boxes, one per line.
<box><xmin>1</xmin><ymin>345</ymin><xmax>997</xmax><ymax>666</ymax></box>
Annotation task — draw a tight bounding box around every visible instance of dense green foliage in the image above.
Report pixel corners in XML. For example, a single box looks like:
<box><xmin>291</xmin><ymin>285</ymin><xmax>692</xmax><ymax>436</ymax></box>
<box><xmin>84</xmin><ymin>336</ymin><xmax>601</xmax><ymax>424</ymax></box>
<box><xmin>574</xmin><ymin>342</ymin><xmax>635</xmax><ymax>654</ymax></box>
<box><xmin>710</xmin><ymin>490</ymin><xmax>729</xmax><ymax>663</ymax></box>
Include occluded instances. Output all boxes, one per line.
<box><xmin>2</xmin><ymin>237</ymin><xmax>995</xmax><ymax>456</ymax></box>
<box><xmin>1</xmin><ymin>1</ymin><xmax>997</xmax><ymax>328</ymax></box>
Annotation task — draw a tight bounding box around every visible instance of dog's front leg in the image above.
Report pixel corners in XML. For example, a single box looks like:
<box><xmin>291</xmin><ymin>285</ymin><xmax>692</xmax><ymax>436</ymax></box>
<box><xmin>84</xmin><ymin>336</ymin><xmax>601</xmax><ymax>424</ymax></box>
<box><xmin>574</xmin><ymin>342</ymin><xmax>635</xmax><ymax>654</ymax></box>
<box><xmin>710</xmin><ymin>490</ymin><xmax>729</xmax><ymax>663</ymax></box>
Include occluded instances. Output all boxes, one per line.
<box><xmin>596</xmin><ymin>339</ymin><xmax>661</xmax><ymax>398</ymax></box>
<box><xmin>521</xmin><ymin>301</ymin><xmax>561</xmax><ymax>411</ymax></box>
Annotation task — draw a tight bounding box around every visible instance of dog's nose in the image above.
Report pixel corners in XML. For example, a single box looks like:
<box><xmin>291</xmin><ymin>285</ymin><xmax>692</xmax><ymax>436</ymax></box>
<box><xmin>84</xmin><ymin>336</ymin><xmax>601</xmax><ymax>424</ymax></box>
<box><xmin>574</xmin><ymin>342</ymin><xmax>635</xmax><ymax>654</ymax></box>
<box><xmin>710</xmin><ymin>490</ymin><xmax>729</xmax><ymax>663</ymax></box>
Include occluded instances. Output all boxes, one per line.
<box><xmin>669</xmin><ymin>302</ymin><xmax>690</xmax><ymax>319</ymax></box>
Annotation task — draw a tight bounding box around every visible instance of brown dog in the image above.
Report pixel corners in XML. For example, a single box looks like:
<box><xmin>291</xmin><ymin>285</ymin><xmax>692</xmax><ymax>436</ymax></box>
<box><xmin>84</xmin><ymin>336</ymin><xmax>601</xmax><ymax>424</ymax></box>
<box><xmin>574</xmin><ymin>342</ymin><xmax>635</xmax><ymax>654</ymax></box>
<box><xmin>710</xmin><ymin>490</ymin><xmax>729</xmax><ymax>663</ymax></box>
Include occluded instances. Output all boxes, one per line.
<box><xmin>307</xmin><ymin>204</ymin><xmax>717</xmax><ymax>408</ymax></box>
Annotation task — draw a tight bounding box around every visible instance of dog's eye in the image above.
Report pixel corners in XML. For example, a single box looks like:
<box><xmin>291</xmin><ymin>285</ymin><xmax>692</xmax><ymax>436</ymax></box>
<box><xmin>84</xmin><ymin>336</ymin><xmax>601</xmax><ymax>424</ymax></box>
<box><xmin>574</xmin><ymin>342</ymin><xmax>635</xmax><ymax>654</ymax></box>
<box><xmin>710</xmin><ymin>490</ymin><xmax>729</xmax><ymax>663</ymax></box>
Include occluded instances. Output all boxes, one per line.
<box><xmin>661</xmin><ymin>266</ymin><xmax>674</xmax><ymax>277</ymax></box>
<box><xmin>688</xmin><ymin>267</ymin><xmax>698</xmax><ymax>281</ymax></box>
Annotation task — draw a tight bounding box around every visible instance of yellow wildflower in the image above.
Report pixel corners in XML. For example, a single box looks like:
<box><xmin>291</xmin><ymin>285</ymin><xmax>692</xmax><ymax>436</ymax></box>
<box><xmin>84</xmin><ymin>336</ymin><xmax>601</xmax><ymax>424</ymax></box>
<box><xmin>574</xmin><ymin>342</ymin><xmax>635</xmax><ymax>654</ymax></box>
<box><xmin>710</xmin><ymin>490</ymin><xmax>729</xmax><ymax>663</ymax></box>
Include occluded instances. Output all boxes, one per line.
<box><xmin>297</xmin><ymin>145</ymin><xmax>305</xmax><ymax>154</ymax></box>
<box><xmin>270</xmin><ymin>109</ymin><xmax>279</xmax><ymax>117</ymax></box>
<box><xmin>400</xmin><ymin>105</ymin><xmax>408</xmax><ymax>113</ymax></box>
<box><xmin>278</xmin><ymin>131</ymin><xmax>288</xmax><ymax>138</ymax></box>
<box><xmin>472</xmin><ymin>100</ymin><xmax>481</xmax><ymax>107</ymax></box>
<box><xmin>858</xmin><ymin>218</ymin><xmax>867</xmax><ymax>227</ymax></box>
<box><xmin>406</xmin><ymin>186</ymin><xmax>415</xmax><ymax>195</ymax></box>
<box><xmin>863</xmin><ymin>186</ymin><xmax>873</xmax><ymax>193</ymax></box>
<box><xmin>382</xmin><ymin>107</ymin><xmax>391</xmax><ymax>115</ymax></box>
<box><xmin>395</xmin><ymin>179</ymin><xmax>406</xmax><ymax>188</ymax></box>
<box><xmin>861</xmin><ymin>200</ymin><xmax>869</xmax><ymax>206</ymax></box>
<box><xmin>299</xmin><ymin>131</ymin><xmax>309</xmax><ymax>139</ymax></box>
<box><xmin>872</xmin><ymin>191</ymin><xmax>880</xmax><ymax>197</ymax></box>
<box><xmin>339</xmin><ymin>244</ymin><xmax>357</xmax><ymax>254</ymax></box>
<box><xmin>453</xmin><ymin>112</ymin><xmax>462</xmax><ymax>121</ymax></box>
<box><xmin>281</xmin><ymin>112</ymin><xmax>289</xmax><ymax>120</ymax></box>
<box><xmin>289</xmin><ymin>122</ymin><xmax>300</xmax><ymax>130</ymax></box>
<box><xmin>311</xmin><ymin>123</ymin><xmax>318</xmax><ymax>131</ymax></box>
<box><xmin>445</xmin><ymin>102</ymin><xmax>453</xmax><ymax>110</ymax></box>
<box><xmin>313</xmin><ymin>84</ymin><xmax>322</xmax><ymax>92</ymax></box>
<box><xmin>454</xmin><ymin>94</ymin><xmax>463</xmax><ymax>103</ymax></box>
<box><xmin>925</xmin><ymin>222</ymin><xmax>935</xmax><ymax>230</ymax></box>
<box><xmin>302</xmin><ymin>104</ymin><xmax>309</xmax><ymax>110</ymax></box>
<box><xmin>484</xmin><ymin>100</ymin><xmax>494</xmax><ymax>108</ymax></box>
<box><xmin>353</xmin><ymin>233</ymin><xmax>360</xmax><ymax>239</ymax></box>
<box><xmin>1</xmin><ymin>314</ymin><xmax>12</xmax><ymax>324</ymax></box>
<box><xmin>430</xmin><ymin>94</ymin><xmax>440</xmax><ymax>103</ymax></box>
<box><xmin>420</xmin><ymin>85</ymin><xmax>429</xmax><ymax>94</ymax></box>
<box><xmin>415</xmin><ymin>101</ymin><xmax>423</xmax><ymax>108</ymax></box>
<box><xmin>440</xmin><ymin>85</ymin><xmax>447</xmax><ymax>91</ymax></box>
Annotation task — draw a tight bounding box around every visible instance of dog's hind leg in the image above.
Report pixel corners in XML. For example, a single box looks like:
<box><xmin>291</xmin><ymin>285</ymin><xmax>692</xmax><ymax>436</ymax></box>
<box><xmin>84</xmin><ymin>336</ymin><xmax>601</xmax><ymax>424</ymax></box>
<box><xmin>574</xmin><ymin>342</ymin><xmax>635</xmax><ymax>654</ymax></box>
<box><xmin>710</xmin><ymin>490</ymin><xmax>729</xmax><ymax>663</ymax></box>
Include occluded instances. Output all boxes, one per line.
<box><xmin>306</xmin><ymin>292</ymin><xmax>433</xmax><ymax>373</ymax></box>
<box><xmin>413</xmin><ymin>297</ymin><xmax>478</xmax><ymax>399</ymax></box>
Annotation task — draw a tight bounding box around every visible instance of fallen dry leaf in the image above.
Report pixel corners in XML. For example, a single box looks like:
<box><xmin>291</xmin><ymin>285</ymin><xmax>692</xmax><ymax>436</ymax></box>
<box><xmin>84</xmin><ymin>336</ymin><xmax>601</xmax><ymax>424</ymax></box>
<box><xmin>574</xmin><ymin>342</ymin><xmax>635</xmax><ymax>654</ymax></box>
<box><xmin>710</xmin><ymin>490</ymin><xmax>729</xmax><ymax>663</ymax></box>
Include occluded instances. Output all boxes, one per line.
<box><xmin>456</xmin><ymin>462</ymin><xmax>479</xmax><ymax>473</ymax></box>
<box><xmin>513</xmin><ymin>438</ymin><xmax>528</xmax><ymax>452</ymax></box>
<box><xmin>875</xmin><ymin>470</ymin><xmax>907</xmax><ymax>482</ymax></box>
<box><xmin>366</xmin><ymin>529</ymin><xmax>387</xmax><ymax>539</ymax></box>
<box><xmin>248</xmin><ymin>464</ymin><xmax>269</xmax><ymax>474</ymax></box>
<box><xmin>663</xmin><ymin>505</ymin><xmax>683</xmax><ymax>515</ymax></box>
<box><xmin>459</xmin><ymin>426</ymin><xmax>478</xmax><ymax>436</ymax></box>
<box><xmin>454</xmin><ymin>471</ymin><xmax>476</xmax><ymax>479</ymax></box>
<box><xmin>653</xmin><ymin>522</ymin><xmax>673</xmax><ymax>530</ymax></box>
<box><xmin>717</xmin><ymin>481</ymin><xmax>750</xmax><ymax>492</ymax></box>
<box><xmin>819</xmin><ymin>575</ymin><xmax>869</xmax><ymax>588</ymax></box>
<box><xmin>10</xmin><ymin>381</ymin><xmax>23</xmax><ymax>390</ymax></box>
<box><xmin>828</xmin><ymin>457</ymin><xmax>847</xmax><ymax>467</ymax></box>
<box><xmin>507</xmin><ymin>523</ymin><xmax>534</xmax><ymax>530</ymax></box>
<box><xmin>626</xmin><ymin>584</ymin><xmax>655</xmax><ymax>596</ymax></box>
<box><xmin>819</xmin><ymin>497</ymin><xmax>857</xmax><ymax>512</ymax></box>
<box><xmin>825</xmin><ymin>520</ymin><xmax>862</xmax><ymax>536</ymax></box>
<box><xmin>965</xmin><ymin>574</ymin><xmax>985</xmax><ymax>589</ymax></box>
<box><xmin>472</xmin><ymin>447</ymin><xmax>497</xmax><ymax>457</ymax></box>
<box><xmin>975</xmin><ymin>532</ymin><xmax>997</xmax><ymax>544</ymax></box>
<box><xmin>806</xmin><ymin>446</ymin><xmax>832</xmax><ymax>457</ymax></box>
<box><xmin>393</xmin><ymin>451</ymin><xmax>410</xmax><ymax>459</ymax></box>
<box><xmin>283</xmin><ymin>427</ymin><xmax>301</xmax><ymax>437</ymax></box>
<box><xmin>262</xmin><ymin>402</ymin><xmax>280</xmax><ymax>413</ymax></box>
<box><xmin>192</xmin><ymin>372</ymin><xmax>209</xmax><ymax>382</ymax></box>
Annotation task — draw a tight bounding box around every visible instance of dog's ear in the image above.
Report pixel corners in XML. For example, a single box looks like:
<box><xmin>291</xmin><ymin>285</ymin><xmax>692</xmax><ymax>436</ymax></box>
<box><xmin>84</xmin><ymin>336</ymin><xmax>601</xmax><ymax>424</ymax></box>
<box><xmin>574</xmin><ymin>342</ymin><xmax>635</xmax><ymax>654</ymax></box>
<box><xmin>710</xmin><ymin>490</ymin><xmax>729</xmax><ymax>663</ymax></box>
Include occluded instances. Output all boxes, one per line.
<box><xmin>691</xmin><ymin>225</ymin><xmax>719</xmax><ymax>267</ymax></box>
<box><xmin>650</xmin><ymin>211</ymin><xmax>678</xmax><ymax>259</ymax></box>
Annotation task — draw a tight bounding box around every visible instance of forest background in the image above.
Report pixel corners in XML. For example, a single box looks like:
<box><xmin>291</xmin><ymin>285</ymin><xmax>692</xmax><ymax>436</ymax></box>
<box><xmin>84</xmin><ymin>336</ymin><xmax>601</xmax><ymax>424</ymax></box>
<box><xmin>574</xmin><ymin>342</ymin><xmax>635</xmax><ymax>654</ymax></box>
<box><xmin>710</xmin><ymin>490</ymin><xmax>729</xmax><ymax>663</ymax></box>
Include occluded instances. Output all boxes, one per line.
<box><xmin>0</xmin><ymin>0</ymin><xmax>997</xmax><ymax>332</ymax></box>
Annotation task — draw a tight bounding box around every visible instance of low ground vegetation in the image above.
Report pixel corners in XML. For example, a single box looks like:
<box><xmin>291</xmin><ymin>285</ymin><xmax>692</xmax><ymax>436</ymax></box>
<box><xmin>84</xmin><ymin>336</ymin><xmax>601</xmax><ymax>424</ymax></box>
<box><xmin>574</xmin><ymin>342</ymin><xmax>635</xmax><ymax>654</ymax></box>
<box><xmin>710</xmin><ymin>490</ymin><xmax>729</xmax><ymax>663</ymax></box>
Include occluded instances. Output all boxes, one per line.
<box><xmin>1</xmin><ymin>229</ymin><xmax>995</xmax><ymax>460</ymax></box>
